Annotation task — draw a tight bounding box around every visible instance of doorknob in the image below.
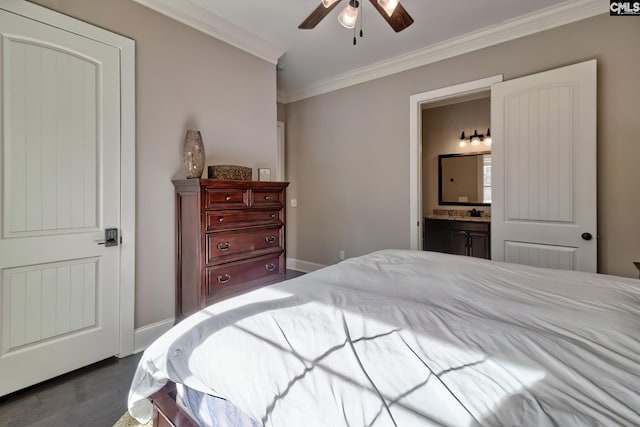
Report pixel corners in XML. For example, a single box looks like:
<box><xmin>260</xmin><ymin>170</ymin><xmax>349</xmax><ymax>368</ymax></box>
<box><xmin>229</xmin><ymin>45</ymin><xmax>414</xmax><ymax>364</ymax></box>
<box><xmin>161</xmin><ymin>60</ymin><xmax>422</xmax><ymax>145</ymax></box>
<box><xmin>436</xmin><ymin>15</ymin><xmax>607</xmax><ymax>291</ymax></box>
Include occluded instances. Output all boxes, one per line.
<box><xmin>97</xmin><ymin>228</ymin><xmax>119</xmax><ymax>247</ymax></box>
<box><xmin>581</xmin><ymin>232</ymin><xmax>593</xmax><ymax>241</ymax></box>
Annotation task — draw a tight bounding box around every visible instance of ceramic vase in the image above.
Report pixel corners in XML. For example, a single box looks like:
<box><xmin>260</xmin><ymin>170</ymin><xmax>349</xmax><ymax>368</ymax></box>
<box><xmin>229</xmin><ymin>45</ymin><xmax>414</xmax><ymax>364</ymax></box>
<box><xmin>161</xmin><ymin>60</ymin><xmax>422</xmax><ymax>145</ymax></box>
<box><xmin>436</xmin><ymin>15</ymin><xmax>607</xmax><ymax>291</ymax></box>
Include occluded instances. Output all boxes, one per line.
<box><xmin>183</xmin><ymin>130</ymin><xmax>205</xmax><ymax>179</ymax></box>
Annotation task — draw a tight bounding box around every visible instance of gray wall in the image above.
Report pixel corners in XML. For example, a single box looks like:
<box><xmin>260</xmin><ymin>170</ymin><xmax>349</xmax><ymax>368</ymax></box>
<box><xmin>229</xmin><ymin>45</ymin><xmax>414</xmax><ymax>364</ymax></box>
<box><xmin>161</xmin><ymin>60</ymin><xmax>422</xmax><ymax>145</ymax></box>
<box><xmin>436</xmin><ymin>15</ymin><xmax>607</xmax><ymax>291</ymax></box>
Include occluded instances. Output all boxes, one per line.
<box><xmin>30</xmin><ymin>0</ymin><xmax>278</xmax><ymax>327</ymax></box>
<box><xmin>285</xmin><ymin>14</ymin><xmax>640</xmax><ymax>278</ymax></box>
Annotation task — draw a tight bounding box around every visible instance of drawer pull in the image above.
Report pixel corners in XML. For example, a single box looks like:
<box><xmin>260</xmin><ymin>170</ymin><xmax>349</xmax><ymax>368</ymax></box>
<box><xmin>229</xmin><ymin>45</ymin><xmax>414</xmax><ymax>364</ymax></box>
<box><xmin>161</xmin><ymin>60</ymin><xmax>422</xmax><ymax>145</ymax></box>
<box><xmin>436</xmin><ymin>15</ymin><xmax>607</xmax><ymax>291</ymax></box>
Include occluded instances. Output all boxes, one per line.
<box><xmin>225</xmin><ymin>195</ymin><xmax>231</xmax><ymax>201</ymax></box>
<box><xmin>270</xmin><ymin>213</ymin><xmax>276</xmax><ymax>219</ymax></box>
<box><xmin>265</xmin><ymin>235</ymin><xmax>276</xmax><ymax>244</ymax></box>
<box><xmin>217</xmin><ymin>242</ymin><xmax>231</xmax><ymax>251</ymax></box>
<box><xmin>218</xmin><ymin>217</ymin><xmax>224</xmax><ymax>222</ymax></box>
<box><xmin>217</xmin><ymin>273</ymin><xmax>231</xmax><ymax>284</ymax></box>
<box><xmin>265</xmin><ymin>263</ymin><xmax>276</xmax><ymax>272</ymax></box>
<box><xmin>264</xmin><ymin>195</ymin><xmax>271</xmax><ymax>200</ymax></box>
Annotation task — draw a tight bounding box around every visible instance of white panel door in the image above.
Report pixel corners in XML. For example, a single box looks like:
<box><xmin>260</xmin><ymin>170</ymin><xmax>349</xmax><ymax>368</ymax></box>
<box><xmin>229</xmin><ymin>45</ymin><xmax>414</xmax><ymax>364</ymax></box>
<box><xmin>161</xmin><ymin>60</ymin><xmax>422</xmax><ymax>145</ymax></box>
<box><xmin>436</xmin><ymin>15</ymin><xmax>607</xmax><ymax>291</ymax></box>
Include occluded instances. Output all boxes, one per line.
<box><xmin>491</xmin><ymin>60</ymin><xmax>597</xmax><ymax>272</ymax></box>
<box><xmin>0</xmin><ymin>9</ymin><xmax>121</xmax><ymax>395</ymax></box>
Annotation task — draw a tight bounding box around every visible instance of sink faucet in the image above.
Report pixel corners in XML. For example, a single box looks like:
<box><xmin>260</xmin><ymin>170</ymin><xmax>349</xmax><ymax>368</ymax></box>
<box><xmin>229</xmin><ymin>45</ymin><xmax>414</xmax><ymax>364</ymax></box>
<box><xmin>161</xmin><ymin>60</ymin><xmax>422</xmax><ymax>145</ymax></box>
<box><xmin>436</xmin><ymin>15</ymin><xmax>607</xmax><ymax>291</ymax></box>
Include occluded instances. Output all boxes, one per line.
<box><xmin>469</xmin><ymin>208</ymin><xmax>481</xmax><ymax>217</ymax></box>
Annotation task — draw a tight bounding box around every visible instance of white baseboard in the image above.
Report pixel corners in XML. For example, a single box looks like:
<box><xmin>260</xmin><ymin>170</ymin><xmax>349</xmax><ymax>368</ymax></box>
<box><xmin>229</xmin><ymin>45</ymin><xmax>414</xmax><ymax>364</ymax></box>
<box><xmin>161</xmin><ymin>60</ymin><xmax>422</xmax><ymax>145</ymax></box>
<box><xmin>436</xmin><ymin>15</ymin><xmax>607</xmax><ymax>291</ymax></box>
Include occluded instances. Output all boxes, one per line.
<box><xmin>133</xmin><ymin>317</ymin><xmax>175</xmax><ymax>353</ymax></box>
<box><xmin>286</xmin><ymin>258</ymin><xmax>326</xmax><ymax>273</ymax></box>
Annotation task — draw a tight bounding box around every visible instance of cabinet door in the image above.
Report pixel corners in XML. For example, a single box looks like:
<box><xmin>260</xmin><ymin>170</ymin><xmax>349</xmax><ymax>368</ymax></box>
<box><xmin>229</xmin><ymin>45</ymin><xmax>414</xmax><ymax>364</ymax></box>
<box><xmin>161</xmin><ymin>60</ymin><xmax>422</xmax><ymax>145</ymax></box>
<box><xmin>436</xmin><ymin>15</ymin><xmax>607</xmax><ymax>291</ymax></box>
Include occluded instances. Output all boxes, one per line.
<box><xmin>449</xmin><ymin>231</ymin><xmax>469</xmax><ymax>256</ymax></box>
<box><xmin>425</xmin><ymin>223</ymin><xmax>449</xmax><ymax>253</ymax></box>
<box><xmin>468</xmin><ymin>232</ymin><xmax>490</xmax><ymax>259</ymax></box>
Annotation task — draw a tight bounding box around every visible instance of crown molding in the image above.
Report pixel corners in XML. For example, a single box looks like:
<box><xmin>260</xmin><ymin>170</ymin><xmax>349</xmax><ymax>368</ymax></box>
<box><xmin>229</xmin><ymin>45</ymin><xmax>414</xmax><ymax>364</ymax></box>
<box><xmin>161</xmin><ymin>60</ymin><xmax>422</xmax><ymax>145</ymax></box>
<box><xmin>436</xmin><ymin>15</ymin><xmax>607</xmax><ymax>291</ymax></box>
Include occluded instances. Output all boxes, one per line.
<box><xmin>279</xmin><ymin>0</ymin><xmax>607</xmax><ymax>103</ymax></box>
<box><xmin>132</xmin><ymin>0</ymin><xmax>285</xmax><ymax>64</ymax></box>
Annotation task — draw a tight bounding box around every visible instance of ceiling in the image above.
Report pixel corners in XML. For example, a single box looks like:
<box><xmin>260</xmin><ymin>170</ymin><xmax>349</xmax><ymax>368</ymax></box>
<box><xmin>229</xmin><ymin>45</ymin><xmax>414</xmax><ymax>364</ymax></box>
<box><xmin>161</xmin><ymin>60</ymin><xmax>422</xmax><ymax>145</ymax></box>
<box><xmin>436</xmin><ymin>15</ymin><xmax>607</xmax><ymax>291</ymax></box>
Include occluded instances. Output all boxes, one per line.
<box><xmin>133</xmin><ymin>0</ymin><xmax>605</xmax><ymax>102</ymax></box>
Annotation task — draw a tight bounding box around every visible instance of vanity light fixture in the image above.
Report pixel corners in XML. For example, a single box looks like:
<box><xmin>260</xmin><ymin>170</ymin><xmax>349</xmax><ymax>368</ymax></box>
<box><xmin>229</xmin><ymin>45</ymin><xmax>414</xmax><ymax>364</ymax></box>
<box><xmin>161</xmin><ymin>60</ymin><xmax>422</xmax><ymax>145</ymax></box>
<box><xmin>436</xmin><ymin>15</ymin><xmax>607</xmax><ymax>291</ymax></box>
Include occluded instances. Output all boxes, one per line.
<box><xmin>459</xmin><ymin>129</ymin><xmax>491</xmax><ymax>147</ymax></box>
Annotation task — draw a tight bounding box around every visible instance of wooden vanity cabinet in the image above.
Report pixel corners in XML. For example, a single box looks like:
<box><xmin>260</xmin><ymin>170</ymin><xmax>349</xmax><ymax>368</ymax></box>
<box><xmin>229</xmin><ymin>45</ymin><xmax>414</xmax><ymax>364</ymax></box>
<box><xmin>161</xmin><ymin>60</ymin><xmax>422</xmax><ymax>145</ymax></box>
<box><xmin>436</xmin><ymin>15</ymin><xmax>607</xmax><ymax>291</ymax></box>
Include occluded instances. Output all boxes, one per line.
<box><xmin>425</xmin><ymin>218</ymin><xmax>490</xmax><ymax>259</ymax></box>
<box><xmin>174</xmin><ymin>179</ymin><xmax>289</xmax><ymax>321</ymax></box>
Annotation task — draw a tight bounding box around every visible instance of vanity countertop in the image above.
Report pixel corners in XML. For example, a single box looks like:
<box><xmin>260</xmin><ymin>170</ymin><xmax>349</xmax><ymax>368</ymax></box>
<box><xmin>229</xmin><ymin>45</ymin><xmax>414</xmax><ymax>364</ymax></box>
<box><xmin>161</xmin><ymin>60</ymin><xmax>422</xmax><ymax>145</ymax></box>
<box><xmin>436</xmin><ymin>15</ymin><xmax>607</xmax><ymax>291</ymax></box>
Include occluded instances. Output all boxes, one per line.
<box><xmin>426</xmin><ymin>214</ymin><xmax>491</xmax><ymax>223</ymax></box>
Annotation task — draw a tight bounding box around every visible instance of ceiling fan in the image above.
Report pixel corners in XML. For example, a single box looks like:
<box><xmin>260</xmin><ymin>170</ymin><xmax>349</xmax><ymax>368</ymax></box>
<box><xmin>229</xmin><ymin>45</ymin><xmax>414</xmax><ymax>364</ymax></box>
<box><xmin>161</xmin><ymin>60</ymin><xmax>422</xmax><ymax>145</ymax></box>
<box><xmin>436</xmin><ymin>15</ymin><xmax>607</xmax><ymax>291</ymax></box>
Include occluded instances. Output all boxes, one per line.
<box><xmin>299</xmin><ymin>0</ymin><xmax>414</xmax><ymax>33</ymax></box>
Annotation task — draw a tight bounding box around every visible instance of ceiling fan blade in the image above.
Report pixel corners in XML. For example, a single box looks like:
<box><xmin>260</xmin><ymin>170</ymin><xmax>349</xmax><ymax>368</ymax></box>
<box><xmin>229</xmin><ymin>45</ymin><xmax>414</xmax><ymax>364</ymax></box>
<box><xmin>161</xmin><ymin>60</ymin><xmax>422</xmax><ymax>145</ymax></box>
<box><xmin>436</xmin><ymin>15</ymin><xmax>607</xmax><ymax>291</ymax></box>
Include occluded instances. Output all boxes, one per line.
<box><xmin>369</xmin><ymin>0</ymin><xmax>414</xmax><ymax>33</ymax></box>
<box><xmin>299</xmin><ymin>1</ymin><xmax>344</xmax><ymax>29</ymax></box>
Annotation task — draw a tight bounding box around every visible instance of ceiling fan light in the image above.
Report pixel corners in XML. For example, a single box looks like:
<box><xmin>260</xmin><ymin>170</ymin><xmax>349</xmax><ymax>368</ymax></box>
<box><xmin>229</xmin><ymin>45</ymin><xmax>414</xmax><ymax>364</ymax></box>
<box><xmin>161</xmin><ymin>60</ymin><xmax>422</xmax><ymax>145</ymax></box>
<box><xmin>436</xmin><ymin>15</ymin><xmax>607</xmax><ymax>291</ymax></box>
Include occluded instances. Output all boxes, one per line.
<box><xmin>377</xmin><ymin>0</ymin><xmax>399</xmax><ymax>17</ymax></box>
<box><xmin>338</xmin><ymin>3</ymin><xmax>359</xmax><ymax>29</ymax></box>
<box><xmin>321</xmin><ymin>0</ymin><xmax>341</xmax><ymax>8</ymax></box>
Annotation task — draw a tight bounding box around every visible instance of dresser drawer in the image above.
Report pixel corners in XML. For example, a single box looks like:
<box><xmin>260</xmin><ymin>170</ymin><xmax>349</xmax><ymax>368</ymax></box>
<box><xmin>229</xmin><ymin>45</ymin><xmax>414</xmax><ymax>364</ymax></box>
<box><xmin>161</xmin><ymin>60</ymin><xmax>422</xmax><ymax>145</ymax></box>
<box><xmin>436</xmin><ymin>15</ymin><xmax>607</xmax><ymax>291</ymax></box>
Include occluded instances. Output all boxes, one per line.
<box><xmin>206</xmin><ymin>227</ymin><xmax>282</xmax><ymax>263</ymax></box>
<box><xmin>205</xmin><ymin>209</ymin><xmax>281</xmax><ymax>231</ymax></box>
<box><xmin>251</xmin><ymin>189</ymin><xmax>283</xmax><ymax>207</ymax></box>
<box><xmin>206</xmin><ymin>254</ymin><xmax>282</xmax><ymax>295</ymax></box>
<box><xmin>204</xmin><ymin>188</ymin><xmax>249</xmax><ymax>210</ymax></box>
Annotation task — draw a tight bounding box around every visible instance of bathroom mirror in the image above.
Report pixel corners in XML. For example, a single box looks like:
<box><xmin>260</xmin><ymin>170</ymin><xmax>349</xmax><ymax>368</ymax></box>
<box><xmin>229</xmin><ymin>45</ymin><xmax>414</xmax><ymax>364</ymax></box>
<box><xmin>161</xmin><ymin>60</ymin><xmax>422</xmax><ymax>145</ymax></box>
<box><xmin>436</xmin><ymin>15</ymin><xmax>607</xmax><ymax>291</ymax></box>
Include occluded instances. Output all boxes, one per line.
<box><xmin>438</xmin><ymin>152</ymin><xmax>491</xmax><ymax>206</ymax></box>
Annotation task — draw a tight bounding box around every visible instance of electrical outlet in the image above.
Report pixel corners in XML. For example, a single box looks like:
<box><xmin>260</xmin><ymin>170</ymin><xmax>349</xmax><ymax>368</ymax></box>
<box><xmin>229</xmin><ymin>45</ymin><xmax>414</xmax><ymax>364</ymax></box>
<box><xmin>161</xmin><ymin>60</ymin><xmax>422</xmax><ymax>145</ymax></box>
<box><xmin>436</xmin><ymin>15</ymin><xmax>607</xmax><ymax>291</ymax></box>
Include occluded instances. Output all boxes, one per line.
<box><xmin>339</xmin><ymin>250</ymin><xmax>345</xmax><ymax>260</ymax></box>
<box><xmin>291</xmin><ymin>198</ymin><xmax>298</xmax><ymax>207</ymax></box>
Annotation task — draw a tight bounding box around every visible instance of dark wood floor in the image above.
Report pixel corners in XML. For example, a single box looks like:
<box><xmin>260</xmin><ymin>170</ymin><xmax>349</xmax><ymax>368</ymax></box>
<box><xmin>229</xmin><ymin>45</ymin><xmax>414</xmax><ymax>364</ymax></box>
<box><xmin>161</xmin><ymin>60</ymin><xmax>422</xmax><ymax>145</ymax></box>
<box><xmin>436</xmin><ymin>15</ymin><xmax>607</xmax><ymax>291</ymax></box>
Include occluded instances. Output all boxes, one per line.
<box><xmin>0</xmin><ymin>270</ymin><xmax>305</xmax><ymax>427</ymax></box>
<box><xmin>0</xmin><ymin>353</ymin><xmax>142</xmax><ymax>427</ymax></box>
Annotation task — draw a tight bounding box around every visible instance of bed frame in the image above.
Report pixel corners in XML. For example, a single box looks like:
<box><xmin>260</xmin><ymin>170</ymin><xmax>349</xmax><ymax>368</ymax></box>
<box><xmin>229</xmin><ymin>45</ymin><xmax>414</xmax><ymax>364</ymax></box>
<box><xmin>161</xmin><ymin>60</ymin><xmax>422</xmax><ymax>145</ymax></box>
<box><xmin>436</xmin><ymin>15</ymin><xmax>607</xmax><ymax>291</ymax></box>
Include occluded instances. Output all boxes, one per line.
<box><xmin>149</xmin><ymin>382</ymin><xmax>199</xmax><ymax>427</ymax></box>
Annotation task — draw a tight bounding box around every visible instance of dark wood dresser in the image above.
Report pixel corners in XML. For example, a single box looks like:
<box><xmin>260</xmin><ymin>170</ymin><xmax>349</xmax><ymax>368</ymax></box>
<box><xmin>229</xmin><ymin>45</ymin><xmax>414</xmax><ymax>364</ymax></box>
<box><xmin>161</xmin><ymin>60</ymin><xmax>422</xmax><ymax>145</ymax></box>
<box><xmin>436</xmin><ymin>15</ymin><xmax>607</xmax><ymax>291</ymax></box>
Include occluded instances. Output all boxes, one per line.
<box><xmin>173</xmin><ymin>179</ymin><xmax>289</xmax><ymax>320</ymax></box>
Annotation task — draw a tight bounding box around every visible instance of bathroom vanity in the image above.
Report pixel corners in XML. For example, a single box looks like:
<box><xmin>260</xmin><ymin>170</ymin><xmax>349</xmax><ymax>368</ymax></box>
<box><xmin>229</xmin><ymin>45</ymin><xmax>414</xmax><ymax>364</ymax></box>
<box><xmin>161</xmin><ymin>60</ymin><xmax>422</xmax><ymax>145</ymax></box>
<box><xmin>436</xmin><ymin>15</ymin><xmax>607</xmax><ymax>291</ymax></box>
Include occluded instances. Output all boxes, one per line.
<box><xmin>424</xmin><ymin>216</ymin><xmax>490</xmax><ymax>259</ymax></box>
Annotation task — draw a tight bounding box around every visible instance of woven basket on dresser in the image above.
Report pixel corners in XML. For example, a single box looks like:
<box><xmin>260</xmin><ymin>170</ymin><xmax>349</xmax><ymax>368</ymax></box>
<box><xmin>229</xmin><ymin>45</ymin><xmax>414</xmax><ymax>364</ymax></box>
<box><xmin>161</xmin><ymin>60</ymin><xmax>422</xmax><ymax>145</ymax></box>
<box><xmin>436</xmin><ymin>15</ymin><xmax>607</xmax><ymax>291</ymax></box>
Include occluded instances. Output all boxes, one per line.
<box><xmin>207</xmin><ymin>165</ymin><xmax>252</xmax><ymax>181</ymax></box>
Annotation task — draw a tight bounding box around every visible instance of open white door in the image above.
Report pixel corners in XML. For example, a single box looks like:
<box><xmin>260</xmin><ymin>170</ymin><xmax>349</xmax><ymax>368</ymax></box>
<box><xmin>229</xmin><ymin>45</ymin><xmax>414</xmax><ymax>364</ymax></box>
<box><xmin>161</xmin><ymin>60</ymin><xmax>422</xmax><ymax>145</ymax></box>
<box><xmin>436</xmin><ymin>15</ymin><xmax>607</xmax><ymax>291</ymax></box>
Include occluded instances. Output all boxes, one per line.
<box><xmin>491</xmin><ymin>60</ymin><xmax>597</xmax><ymax>272</ymax></box>
<box><xmin>0</xmin><ymin>8</ymin><xmax>122</xmax><ymax>395</ymax></box>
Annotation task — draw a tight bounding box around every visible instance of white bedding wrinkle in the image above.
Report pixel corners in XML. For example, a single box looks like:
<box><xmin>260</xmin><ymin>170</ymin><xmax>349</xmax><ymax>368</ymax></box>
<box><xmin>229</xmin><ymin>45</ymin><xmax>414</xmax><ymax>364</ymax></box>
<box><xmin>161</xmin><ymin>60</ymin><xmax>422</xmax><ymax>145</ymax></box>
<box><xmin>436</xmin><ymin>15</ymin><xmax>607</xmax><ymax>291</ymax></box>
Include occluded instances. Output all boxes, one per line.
<box><xmin>128</xmin><ymin>250</ymin><xmax>640</xmax><ymax>426</ymax></box>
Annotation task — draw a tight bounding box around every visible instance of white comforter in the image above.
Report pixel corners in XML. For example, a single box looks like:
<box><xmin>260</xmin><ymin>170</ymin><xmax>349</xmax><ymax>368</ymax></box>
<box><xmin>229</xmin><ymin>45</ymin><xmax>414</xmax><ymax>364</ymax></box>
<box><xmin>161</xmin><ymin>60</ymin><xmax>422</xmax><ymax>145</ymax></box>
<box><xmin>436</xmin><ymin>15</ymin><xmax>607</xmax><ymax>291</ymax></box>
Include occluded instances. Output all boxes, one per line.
<box><xmin>128</xmin><ymin>250</ymin><xmax>640</xmax><ymax>426</ymax></box>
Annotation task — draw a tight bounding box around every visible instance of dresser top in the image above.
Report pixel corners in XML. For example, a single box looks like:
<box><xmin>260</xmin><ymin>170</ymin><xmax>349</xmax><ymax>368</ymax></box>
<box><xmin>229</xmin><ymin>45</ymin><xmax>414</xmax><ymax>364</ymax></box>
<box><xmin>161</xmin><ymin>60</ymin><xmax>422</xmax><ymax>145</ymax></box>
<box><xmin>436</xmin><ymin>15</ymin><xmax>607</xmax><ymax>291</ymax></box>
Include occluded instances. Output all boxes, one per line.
<box><xmin>173</xmin><ymin>178</ymin><xmax>289</xmax><ymax>189</ymax></box>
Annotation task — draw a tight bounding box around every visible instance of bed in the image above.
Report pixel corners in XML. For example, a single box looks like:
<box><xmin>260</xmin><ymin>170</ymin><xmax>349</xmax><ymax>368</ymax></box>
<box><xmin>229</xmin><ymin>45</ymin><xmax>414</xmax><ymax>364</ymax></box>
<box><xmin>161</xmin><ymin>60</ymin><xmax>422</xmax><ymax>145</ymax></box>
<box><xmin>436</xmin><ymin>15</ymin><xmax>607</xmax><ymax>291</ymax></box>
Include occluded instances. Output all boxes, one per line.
<box><xmin>128</xmin><ymin>249</ymin><xmax>640</xmax><ymax>426</ymax></box>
